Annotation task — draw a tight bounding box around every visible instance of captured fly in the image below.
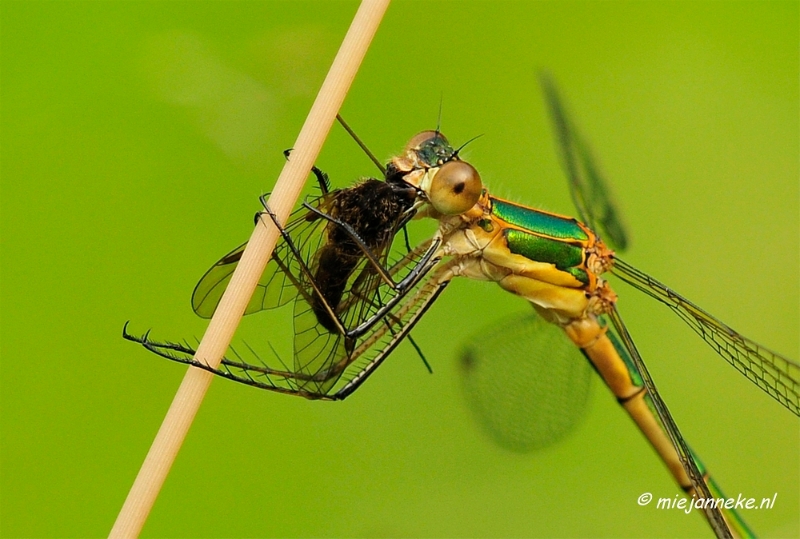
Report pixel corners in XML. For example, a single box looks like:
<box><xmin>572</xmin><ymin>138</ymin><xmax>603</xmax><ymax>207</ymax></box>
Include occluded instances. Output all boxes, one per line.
<box><xmin>124</xmin><ymin>130</ymin><xmax>463</xmax><ymax>399</ymax></box>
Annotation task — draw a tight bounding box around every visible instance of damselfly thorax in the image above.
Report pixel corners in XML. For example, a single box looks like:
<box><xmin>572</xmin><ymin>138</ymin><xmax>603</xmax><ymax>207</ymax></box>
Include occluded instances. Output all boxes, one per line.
<box><xmin>397</xmin><ymin>144</ymin><xmax>618</xmax><ymax>327</ymax></box>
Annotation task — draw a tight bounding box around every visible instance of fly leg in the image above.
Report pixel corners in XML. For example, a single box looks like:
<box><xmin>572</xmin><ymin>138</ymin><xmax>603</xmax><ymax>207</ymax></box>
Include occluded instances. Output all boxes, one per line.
<box><xmin>302</xmin><ymin>203</ymin><xmax>440</xmax><ymax>294</ymax></box>
<box><xmin>257</xmin><ymin>194</ymin><xmax>442</xmax><ymax>340</ymax></box>
<box><xmin>282</xmin><ymin>148</ymin><xmax>330</xmax><ymax>194</ymax></box>
<box><xmin>330</xmin><ymin>261</ymin><xmax>459</xmax><ymax>399</ymax></box>
<box><xmin>251</xmin><ymin>154</ymin><xmax>332</xmax><ymax>224</ymax></box>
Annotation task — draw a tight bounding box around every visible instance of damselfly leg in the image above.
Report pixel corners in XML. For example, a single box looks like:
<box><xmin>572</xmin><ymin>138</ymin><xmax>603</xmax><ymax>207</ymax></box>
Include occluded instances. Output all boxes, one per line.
<box><xmin>125</xmin><ymin>158</ymin><xmax>443</xmax><ymax>399</ymax></box>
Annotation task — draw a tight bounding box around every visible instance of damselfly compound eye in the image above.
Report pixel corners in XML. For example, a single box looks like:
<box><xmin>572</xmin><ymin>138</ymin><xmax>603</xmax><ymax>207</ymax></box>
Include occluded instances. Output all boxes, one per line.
<box><xmin>429</xmin><ymin>161</ymin><xmax>482</xmax><ymax>215</ymax></box>
<box><xmin>406</xmin><ymin>130</ymin><xmax>449</xmax><ymax>151</ymax></box>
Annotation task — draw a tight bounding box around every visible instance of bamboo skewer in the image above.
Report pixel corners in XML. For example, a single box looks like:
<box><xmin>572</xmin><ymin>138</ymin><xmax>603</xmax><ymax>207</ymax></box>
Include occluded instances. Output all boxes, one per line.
<box><xmin>109</xmin><ymin>1</ymin><xmax>391</xmax><ymax>536</ymax></box>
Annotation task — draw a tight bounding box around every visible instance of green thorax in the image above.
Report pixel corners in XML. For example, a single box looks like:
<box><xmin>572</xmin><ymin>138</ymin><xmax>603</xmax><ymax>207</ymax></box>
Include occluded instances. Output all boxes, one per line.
<box><xmin>491</xmin><ymin>197</ymin><xmax>589</xmax><ymax>241</ymax></box>
<box><xmin>490</xmin><ymin>197</ymin><xmax>594</xmax><ymax>285</ymax></box>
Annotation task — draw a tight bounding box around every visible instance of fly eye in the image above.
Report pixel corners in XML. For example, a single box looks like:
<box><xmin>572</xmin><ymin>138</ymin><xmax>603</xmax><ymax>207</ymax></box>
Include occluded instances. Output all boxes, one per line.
<box><xmin>429</xmin><ymin>161</ymin><xmax>482</xmax><ymax>215</ymax></box>
<box><xmin>406</xmin><ymin>130</ymin><xmax>448</xmax><ymax>151</ymax></box>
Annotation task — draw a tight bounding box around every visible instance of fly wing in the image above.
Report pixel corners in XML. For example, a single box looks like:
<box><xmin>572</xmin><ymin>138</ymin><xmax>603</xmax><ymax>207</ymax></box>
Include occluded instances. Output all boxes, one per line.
<box><xmin>540</xmin><ymin>74</ymin><xmax>629</xmax><ymax>250</ymax></box>
<box><xmin>130</xmin><ymin>179</ymin><xmax>443</xmax><ymax>399</ymax></box>
<box><xmin>145</xmin><ymin>198</ymin><xmax>442</xmax><ymax>399</ymax></box>
<box><xmin>612</xmin><ymin>256</ymin><xmax>800</xmax><ymax>416</ymax></box>
<box><xmin>459</xmin><ymin>310</ymin><xmax>593</xmax><ymax>452</ymax></box>
<box><xmin>191</xmin><ymin>194</ymin><xmax>331</xmax><ymax>319</ymax></box>
<box><xmin>182</xmin><ymin>236</ymin><xmax>442</xmax><ymax>399</ymax></box>
<box><xmin>328</xmin><ymin>243</ymin><xmax>448</xmax><ymax>398</ymax></box>
<box><xmin>289</xmin><ymin>228</ymin><xmax>439</xmax><ymax>396</ymax></box>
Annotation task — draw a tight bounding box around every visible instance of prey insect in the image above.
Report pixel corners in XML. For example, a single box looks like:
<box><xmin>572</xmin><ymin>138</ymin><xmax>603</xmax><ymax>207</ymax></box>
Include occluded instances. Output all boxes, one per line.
<box><xmin>124</xmin><ymin>129</ymin><xmax>456</xmax><ymax>398</ymax></box>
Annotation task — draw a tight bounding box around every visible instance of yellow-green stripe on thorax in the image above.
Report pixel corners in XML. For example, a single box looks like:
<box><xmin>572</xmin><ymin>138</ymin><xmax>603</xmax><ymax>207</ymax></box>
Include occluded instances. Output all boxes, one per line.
<box><xmin>490</xmin><ymin>196</ymin><xmax>597</xmax><ymax>288</ymax></box>
<box><xmin>435</xmin><ymin>192</ymin><xmax>614</xmax><ymax>324</ymax></box>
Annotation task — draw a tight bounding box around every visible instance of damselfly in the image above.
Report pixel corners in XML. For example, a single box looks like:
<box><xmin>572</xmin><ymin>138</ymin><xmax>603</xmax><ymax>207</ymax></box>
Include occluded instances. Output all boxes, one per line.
<box><xmin>125</xmin><ymin>80</ymin><xmax>798</xmax><ymax>538</ymax></box>
<box><xmin>375</xmin><ymin>77</ymin><xmax>799</xmax><ymax>537</ymax></box>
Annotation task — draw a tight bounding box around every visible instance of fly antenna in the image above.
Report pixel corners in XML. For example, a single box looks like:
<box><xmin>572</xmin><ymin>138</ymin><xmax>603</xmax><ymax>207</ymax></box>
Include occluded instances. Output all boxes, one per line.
<box><xmin>453</xmin><ymin>133</ymin><xmax>484</xmax><ymax>158</ymax></box>
<box><xmin>336</xmin><ymin>114</ymin><xmax>386</xmax><ymax>176</ymax></box>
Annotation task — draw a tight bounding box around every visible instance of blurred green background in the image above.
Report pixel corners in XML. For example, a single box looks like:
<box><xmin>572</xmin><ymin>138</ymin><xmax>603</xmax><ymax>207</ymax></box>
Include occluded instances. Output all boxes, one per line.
<box><xmin>1</xmin><ymin>1</ymin><xmax>797</xmax><ymax>537</ymax></box>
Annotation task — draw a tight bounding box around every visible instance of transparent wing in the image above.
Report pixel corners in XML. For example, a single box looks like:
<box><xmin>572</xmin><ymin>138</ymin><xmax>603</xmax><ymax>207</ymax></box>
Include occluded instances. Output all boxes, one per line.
<box><xmin>330</xmin><ymin>252</ymin><xmax>450</xmax><ymax>399</ymax></box>
<box><xmin>290</xmin><ymin>247</ymin><xmax>388</xmax><ymax>395</ymax></box>
<box><xmin>289</xmin><ymin>236</ymin><xmax>441</xmax><ymax>396</ymax></box>
<box><xmin>605</xmin><ymin>307</ymin><xmax>733</xmax><ymax>537</ymax></box>
<box><xmin>127</xmin><ymin>205</ymin><xmax>445</xmax><ymax>399</ymax></box>
<box><xmin>612</xmin><ymin>256</ymin><xmax>800</xmax><ymax>416</ymax></box>
<box><xmin>459</xmin><ymin>310</ymin><xmax>593</xmax><ymax>452</ymax></box>
<box><xmin>191</xmin><ymin>194</ymin><xmax>332</xmax><ymax>319</ymax></box>
<box><xmin>126</xmin><ymin>239</ymin><xmax>444</xmax><ymax>399</ymax></box>
<box><xmin>540</xmin><ymin>73</ymin><xmax>629</xmax><ymax>250</ymax></box>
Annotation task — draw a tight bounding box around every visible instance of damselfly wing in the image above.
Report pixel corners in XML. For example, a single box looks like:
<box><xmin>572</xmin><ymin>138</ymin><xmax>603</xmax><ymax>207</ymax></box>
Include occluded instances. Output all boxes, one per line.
<box><xmin>458</xmin><ymin>74</ymin><xmax>631</xmax><ymax>455</ymax></box>
<box><xmin>459</xmin><ymin>311</ymin><xmax>593</xmax><ymax>453</ymax></box>
<box><xmin>393</xmin><ymin>77</ymin><xmax>799</xmax><ymax>537</ymax></box>
<box><xmin>124</xmin><ymin>136</ymin><xmax>456</xmax><ymax>398</ymax></box>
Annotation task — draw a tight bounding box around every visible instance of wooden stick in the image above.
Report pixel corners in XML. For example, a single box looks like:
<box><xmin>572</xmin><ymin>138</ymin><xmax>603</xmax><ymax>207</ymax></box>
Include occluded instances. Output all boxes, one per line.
<box><xmin>109</xmin><ymin>1</ymin><xmax>391</xmax><ymax>536</ymax></box>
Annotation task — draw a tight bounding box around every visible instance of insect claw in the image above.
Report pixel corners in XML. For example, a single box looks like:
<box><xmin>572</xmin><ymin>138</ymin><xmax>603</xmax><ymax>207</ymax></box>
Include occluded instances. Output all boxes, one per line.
<box><xmin>258</xmin><ymin>192</ymin><xmax>273</xmax><ymax>211</ymax></box>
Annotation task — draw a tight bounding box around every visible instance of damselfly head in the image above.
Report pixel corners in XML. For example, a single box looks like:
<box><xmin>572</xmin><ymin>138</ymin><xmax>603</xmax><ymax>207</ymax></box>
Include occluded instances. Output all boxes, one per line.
<box><xmin>405</xmin><ymin>130</ymin><xmax>454</xmax><ymax>166</ymax></box>
<box><xmin>388</xmin><ymin>131</ymin><xmax>483</xmax><ymax>217</ymax></box>
<box><xmin>426</xmin><ymin>160</ymin><xmax>482</xmax><ymax>215</ymax></box>
<box><xmin>392</xmin><ymin>131</ymin><xmax>455</xmax><ymax>174</ymax></box>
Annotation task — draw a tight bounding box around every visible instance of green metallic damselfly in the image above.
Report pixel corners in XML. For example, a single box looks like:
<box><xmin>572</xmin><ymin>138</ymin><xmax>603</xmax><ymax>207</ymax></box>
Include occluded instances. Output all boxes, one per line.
<box><xmin>125</xmin><ymin>79</ymin><xmax>798</xmax><ymax>538</ymax></box>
